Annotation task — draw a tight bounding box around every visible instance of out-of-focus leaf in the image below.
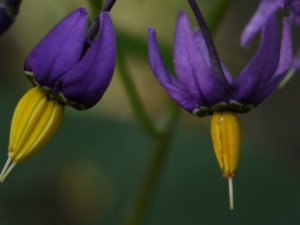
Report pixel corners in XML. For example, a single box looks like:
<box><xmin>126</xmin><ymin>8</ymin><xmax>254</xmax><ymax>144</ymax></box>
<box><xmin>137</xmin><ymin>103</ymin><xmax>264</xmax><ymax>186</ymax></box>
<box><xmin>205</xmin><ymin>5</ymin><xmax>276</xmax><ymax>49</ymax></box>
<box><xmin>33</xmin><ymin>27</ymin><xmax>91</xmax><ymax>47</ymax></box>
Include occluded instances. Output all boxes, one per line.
<box><xmin>116</xmin><ymin>30</ymin><xmax>174</xmax><ymax>74</ymax></box>
<box><xmin>87</xmin><ymin>0</ymin><xmax>104</xmax><ymax>13</ymax></box>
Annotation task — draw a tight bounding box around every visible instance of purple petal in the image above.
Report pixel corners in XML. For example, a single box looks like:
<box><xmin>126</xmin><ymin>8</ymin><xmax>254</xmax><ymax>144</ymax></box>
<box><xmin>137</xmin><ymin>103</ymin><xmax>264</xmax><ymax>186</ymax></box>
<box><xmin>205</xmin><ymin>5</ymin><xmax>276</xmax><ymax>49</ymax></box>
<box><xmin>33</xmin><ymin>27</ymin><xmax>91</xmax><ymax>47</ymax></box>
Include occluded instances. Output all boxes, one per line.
<box><xmin>24</xmin><ymin>7</ymin><xmax>88</xmax><ymax>88</ymax></box>
<box><xmin>273</xmin><ymin>18</ymin><xmax>293</xmax><ymax>76</ymax></box>
<box><xmin>54</xmin><ymin>12</ymin><xmax>116</xmax><ymax>110</ymax></box>
<box><xmin>220</xmin><ymin>62</ymin><xmax>233</xmax><ymax>85</ymax></box>
<box><xmin>194</xmin><ymin>28</ymin><xmax>233</xmax><ymax>84</ymax></box>
<box><xmin>292</xmin><ymin>49</ymin><xmax>300</xmax><ymax>69</ymax></box>
<box><xmin>193</xmin><ymin>28</ymin><xmax>210</xmax><ymax>67</ymax></box>
<box><xmin>148</xmin><ymin>27</ymin><xmax>198</xmax><ymax>113</ymax></box>
<box><xmin>231</xmin><ymin>16</ymin><xmax>280</xmax><ymax>105</ymax></box>
<box><xmin>241</xmin><ymin>0</ymin><xmax>284</xmax><ymax>46</ymax></box>
<box><xmin>173</xmin><ymin>11</ymin><xmax>229</xmax><ymax>107</ymax></box>
<box><xmin>252</xmin><ymin>17</ymin><xmax>293</xmax><ymax>106</ymax></box>
<box><xmin>289</xmin><ymin>0</ymin><xmax>300</xmax><ymax>27</ymax></box>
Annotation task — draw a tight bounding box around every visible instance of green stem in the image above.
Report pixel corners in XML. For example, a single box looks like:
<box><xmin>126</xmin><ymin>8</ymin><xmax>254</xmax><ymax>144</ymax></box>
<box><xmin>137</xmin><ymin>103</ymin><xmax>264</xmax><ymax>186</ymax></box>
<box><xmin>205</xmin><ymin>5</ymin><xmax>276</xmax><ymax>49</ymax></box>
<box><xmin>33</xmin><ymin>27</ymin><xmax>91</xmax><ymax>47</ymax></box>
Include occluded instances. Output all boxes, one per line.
<box><xmin>116</xmin><ymin>41</ymin><xmax>161</xmax><ymax>139</ymax></box>
<box><xmin>123</xmin><ymin>102</ymin><xmax>179</xmax><ymax>225</ymax></box>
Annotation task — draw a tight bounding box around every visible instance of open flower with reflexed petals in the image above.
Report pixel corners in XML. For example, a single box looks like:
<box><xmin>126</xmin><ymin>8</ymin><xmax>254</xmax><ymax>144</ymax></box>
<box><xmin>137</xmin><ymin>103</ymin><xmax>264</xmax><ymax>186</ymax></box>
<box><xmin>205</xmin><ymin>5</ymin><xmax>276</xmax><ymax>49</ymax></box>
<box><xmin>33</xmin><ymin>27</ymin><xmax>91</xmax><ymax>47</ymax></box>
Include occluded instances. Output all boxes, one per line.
<box><xmin>148</xmin><ymin>11</ymin><xmax>292</xmax><ymax>209</ymax></box>
<box><xmin>241</xmin><ymin>0</ymin><xmax>299</xmax><ymax>46</ymax></box>
<box><xmin>0</xmin><ymin>7</ymin><xmax>116</xmax><ymax>182</ymax></box>
<box><xmin>149</xmin><ymin>11</ymin><xmax>292</xmax><ymax>118</ymax></box>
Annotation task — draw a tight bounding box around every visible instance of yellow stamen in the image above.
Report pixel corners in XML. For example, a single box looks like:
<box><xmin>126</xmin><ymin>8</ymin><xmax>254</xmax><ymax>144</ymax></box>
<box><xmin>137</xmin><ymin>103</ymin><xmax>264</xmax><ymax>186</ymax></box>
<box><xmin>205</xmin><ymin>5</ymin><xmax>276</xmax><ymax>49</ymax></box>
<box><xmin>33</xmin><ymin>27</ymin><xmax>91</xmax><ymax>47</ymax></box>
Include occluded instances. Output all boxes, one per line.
<box><xmin>210</xmin><ymin>110</ymin><xmax>241</xmax><ymax>209</ymax></box>
<box><xmin>0</xmin><ymin>87</ymin><xmax>64</xmax><ymax>182</ymax></box>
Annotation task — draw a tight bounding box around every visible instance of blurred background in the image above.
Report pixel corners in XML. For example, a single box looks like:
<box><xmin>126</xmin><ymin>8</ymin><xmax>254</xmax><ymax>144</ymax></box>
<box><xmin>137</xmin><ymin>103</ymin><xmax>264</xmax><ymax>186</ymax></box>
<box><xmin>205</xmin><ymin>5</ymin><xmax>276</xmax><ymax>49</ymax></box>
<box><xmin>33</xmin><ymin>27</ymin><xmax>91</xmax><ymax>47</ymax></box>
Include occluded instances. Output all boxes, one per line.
<box><xmin>1</xmin><ymin>0</ymin><xmax>300</xmax><ymax>224</ymax></box>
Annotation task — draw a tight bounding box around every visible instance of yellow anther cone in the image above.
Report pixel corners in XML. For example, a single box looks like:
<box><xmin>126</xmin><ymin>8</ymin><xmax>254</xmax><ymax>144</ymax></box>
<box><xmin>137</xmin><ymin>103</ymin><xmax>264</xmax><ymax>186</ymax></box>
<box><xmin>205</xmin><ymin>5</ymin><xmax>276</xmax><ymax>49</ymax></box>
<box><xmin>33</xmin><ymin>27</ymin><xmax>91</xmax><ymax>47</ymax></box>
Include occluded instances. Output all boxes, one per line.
<box><xmin>0</xmin><ymin>87</ymin><xmax>64</xmax><ymax>182</ymax></box>
<box><xmin>210</xmin><ymin>110</ymin><xmax>241</xmax><ymax>210</ymax></box>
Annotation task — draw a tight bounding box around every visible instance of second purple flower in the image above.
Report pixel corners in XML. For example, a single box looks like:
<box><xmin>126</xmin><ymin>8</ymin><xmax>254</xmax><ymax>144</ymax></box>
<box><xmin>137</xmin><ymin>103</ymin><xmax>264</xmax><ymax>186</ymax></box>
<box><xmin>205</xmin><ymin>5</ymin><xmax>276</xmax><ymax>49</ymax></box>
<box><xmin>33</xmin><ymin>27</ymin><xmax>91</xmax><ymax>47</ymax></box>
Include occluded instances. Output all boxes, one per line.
<box><xmin>148</xmin><ymin>11</ymin><xmax>292</xmax><ymax>117</ymax></box>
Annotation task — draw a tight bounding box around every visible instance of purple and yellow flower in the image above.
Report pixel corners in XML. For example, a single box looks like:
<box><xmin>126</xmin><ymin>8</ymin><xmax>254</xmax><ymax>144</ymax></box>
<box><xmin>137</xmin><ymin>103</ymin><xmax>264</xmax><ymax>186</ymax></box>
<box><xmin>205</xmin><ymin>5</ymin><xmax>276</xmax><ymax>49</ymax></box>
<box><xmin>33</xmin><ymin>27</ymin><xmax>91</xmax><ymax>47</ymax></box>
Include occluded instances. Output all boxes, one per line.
<box><xmin>0</xmin><ymin>0</ymin><xmax>22</xmax><ymax>35</ymax></box>
<box><xmin>0</xmin><ymin>7</ymin><xmax>116</xmax><ymax>181</ymax></box>
<box><xmin>25</xmin><ymin>7</ymin><xmax>116</xmax><ymax>110</ymax></box>
<box><xmin>148</xmin><ymin>11</ymin><xmax>292</xmax><ymax>209</ymax></box>
<box><xmin>241</xmin><ymin>0</ymin><xmax>299</xmax><ymax>46</ymax></box>
<box><xmin>149</xmin><ymin>11</ymin><xmax>292</xmax><ymax>118</ymax></box>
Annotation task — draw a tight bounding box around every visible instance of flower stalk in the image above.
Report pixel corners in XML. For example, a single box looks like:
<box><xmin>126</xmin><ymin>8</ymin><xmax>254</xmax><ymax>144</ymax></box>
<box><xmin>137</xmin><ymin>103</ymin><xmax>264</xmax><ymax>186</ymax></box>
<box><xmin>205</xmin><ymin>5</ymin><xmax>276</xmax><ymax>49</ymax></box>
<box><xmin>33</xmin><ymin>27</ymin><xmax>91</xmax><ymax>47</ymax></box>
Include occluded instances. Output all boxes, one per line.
<box><xmin>116</xmin><ymin>44</ymin><xmax>161</xmax><ymax>138</ymax></box>
<box><xmin>187</xmin><ymin>0</ymin><xmax>227</xmax><ymax>83</ymax></box>
<box><xmin>86</xmin><ymin>0</ymin><xmax>117</xmax><ymax>40</ymax></box>
<box><xmin>122</xmin><ymin>101</ymin><xmax>179</xmax><ymax>225</ymax></box>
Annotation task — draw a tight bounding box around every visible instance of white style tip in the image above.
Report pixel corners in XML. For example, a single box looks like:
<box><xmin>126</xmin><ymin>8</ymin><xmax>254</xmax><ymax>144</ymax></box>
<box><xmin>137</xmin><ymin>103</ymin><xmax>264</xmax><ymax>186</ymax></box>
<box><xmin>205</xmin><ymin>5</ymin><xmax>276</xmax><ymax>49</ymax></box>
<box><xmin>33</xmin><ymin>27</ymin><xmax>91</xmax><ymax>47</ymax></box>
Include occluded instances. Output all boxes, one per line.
<box><xmin>278</xmin><ymin>68</ymin><xmax>296</xmax><ymax>89</ymax></box>
<box><xmin>0</xmin><ymin>157</ymin><xmax>17</xmax><ymax>182</ymax></box>
<box><xmin>228</xmin><ymin>177</ymin><xmax>234</xmax><ymax>210</ymax></box>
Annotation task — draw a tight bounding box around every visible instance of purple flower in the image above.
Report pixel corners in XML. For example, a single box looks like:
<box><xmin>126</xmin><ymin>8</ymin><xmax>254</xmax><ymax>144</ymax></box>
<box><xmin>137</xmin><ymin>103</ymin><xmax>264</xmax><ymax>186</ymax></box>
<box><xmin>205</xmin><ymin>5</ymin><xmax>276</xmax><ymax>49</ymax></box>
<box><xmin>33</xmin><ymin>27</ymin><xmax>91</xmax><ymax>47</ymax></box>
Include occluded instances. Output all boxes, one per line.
<box><xmin>241</xmin><ymin>0</ymin><xmax>300</xmax><ymax>46</ymax></box>
<box><xmin>24</xmin><ymin>7</ymin><xmax>116</xmax><ymax>110</ymax></box>
<box><xmin>148</xmin><ymin>11</ymin><xmax>292</xmax><ymax>117</ymax></box>
<box><xmin>0</xmin><ymin>0</ymin><xmax>22</xmax><ymax>35</ymax></box>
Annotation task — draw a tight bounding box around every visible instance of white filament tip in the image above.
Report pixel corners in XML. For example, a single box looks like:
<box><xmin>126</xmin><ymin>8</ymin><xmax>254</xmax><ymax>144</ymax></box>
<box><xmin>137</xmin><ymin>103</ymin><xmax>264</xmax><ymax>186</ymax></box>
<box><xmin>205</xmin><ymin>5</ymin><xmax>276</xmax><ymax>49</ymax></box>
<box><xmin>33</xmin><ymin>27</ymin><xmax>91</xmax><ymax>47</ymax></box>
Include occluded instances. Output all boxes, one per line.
<box><xmin>228</xmin><ymin>177</ymin><xmax>234</xmax><ymax>210</ymax></box>
<box><xmin>0</xmin><ymin>157</ymin><xmax>17</xmax><ymax>182</ymax></box>
<box><xmin>278</xmin><ymin>69</ymin><xmax>295</xmax><ymax>89</ymax></box>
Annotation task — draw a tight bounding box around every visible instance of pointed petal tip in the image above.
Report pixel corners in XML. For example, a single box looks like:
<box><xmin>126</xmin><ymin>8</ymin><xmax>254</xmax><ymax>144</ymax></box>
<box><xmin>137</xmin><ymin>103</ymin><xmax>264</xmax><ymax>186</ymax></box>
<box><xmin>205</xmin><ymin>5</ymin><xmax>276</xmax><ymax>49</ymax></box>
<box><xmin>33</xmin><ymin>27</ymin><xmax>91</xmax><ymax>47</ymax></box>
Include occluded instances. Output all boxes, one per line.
<box><xmin>283</xmin><ymin>16</ymin><xmax>292</xmax><ymax>26</ymax></box>
<box><xmin>100</xmin><ymin>11</ymin><xmax>111</xmax><ymax>20</ymax></box>
<box><xmin>147</xmin><ymin>27</ymin><xmax>156</xmax><ymax>41</ymax></box>
<box><xmin>177</xmin><ymin>10</ymin><xmax>189</xmax><ymax>23</ymax></box>
<box><xmin>178</xmin><ymin>10</ymin><xmax>187</xmax><ymax>17</ymax></box>
<box><xmin>147</xmin><ymin>27</ymin><xmax>155</xmax><ymax>33</ymax></box>
<box><xmin>75</xmin><ymin>6</ymin><xmax>87</xmax><ymax>14</ymax></box>
<box><xmin>240</xmin><ymin>34</ymin><xmax>250</xmax><ymax>47</ymax></box>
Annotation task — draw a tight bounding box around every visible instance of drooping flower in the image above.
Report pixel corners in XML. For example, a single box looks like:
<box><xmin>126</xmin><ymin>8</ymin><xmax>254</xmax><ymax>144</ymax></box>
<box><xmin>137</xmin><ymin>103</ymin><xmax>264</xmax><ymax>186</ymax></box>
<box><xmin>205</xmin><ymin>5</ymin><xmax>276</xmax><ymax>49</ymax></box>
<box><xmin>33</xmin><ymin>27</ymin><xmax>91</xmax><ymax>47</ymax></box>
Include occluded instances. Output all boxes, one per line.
<box><xmin>0</xmin><ymin>0</ymin><xmax>22</xmax><ymax>35</ymax></box>
<box><xmin>149</xmin><ymin>11</ymin><xmax>292</xmax><ymax>118</ymax></box>
<box><xmin>241</xmin><ymin>0</ymin><xmax>299</xmax><ymax>46</ymax></box>
<box><xmin>148</xmin><ymin>11</ymin><xmax>292</xmax><ymax>209</ymax></box>
<box><xmin>25</xmin><ymin>7</ymin><xmax>116</xmax><ymax>110</ymax></box>
<box><xmin>0</xmin><ymin>7</ymin><xmax>116</xmax><ymax>181</ymax></box>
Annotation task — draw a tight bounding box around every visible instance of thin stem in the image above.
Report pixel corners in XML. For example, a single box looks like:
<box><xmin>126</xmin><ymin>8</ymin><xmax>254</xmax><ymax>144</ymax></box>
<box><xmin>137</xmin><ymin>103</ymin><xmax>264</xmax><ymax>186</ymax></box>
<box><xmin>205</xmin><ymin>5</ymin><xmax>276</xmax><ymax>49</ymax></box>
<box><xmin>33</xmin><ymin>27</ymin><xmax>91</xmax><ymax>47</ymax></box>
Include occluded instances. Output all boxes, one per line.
<box><xmin>86</xmin><ymin>0</ymin><xmax>116</xmax><ymax>40</ymax></box>
<box><xmin>117</xmin><ymin>41</ymin><xmax>162</xmax><ymax>139</ymax></box>
<box><xmin>187</xmin><ymin>0</ymin><xmax>228</xmax><ymax>84</ymax></box>
<box><xmin>123</xmin><ymin>134</ymin><xmax>170</xmax><ymax>225</ymax></box>
<box><xmin>123</xmin><ymin>102</ymin><xmax>179</xmax><ymax>225</ymax></box>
